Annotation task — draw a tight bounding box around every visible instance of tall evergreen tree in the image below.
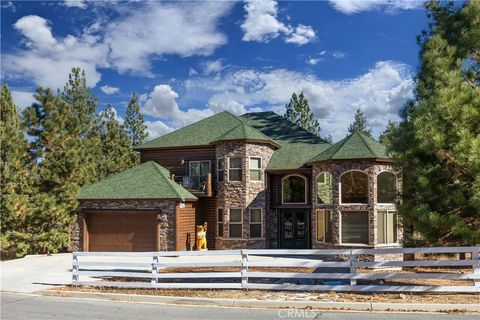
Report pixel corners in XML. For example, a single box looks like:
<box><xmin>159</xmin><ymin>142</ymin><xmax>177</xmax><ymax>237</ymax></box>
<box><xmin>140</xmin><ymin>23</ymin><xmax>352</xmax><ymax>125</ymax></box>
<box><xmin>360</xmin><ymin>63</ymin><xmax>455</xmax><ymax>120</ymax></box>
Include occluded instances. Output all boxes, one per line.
<box><xmin>97</xmin><ymin>105</ymin><xmax>138</xmax><ymax>178</ymax></box>
<box><xmin>62</xmin><ymin>67</ymin><xmax>100</xmax><ymax>185</ymax></box>
<box><xmin>386</xmin><ymin>1</ymin><xmax>480</xmax><ymax>245</ymax></box>
<box><xmin>0</xmin><ymin>85</ymin><xmax>34</xmax><ymax>258</ymax></box>
<box><xmin>379</xmin><ymin>120</ymin><xmax>398</xmax><ymax>148</ymax></box>
<box><xmin>124</xmin><ymin>92</ymin><xmax>148</xmax><ymax>146</ymax></box>
<box><xmin>347</xmin><ymin>108</ymin><xmax>373</xmax><ymax>137</ymax></box>
<box><xmin>22</xmin><ymin>88</ymin><xmax>86</xmax><ymax>253</ymax></box>
<box><xmin>284</xmin><ymin>92</ymin><xmax>322</xmax><ymax>137</ymax></box>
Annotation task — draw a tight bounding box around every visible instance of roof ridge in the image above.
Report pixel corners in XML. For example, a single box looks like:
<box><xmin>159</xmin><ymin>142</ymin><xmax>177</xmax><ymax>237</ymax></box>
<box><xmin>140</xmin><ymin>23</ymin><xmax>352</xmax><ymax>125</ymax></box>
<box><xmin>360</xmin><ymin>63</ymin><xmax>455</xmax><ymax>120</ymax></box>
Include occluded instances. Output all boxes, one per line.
<box><xmin>357</xmin><ymin>132</ymin><xmax>377</xmax><ymax>157</ymax></box>
<box><xmin>150</xmin><ymin>161</ymin><xmax>184</xmax><ymax>200</ymax></box>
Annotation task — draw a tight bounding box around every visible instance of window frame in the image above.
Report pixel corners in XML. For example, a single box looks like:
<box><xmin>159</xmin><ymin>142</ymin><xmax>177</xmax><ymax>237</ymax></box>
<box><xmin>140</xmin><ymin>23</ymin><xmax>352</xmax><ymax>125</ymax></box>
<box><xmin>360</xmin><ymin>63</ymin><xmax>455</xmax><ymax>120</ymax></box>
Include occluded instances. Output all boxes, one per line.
<box><xmin>217</xmin><ymin>158</ymin><xmax>225</xmax><ymax>183</ymax></box>
<box><xmin>339</xmin><ymin>170</ymin><xmax>369</xmax><ymax>205</ymax></box>
<box><xmin>249</xmin><ymin>156</ymin><xmax>263</xmax><ymax>182</ymax></box>
<box><xmin>316</xmin><ymin>209</ymin><xmax>333</xmax><ymax>243</ymax></box>
<box><xmin>228</xmin><ymin>208</ymin><xmax>243</xmax><ymax>239</ymax></box>
<box><xmin>377</xmin><ymin>209</ymin><xmax>399</xmax><ymax>245</ymax></box>
<box><xmin>217</xmin><ymin>208</ymin><xmax>224</xmax><ymax>237</ymax></box>
<box><xmin>316</xmin><ymin>172</ymin><xmax>333</xmax><ymax>205</ymax></box>
<box><xmin>281</xmin><ymin>174</ymin><xmax>308</xmax><ymax>204</ymax></box>
<box><xmin>339</xmin><ymin>210</ymin><xmax>370</xmax><ymax>246</ymax></box>
<box><xmin>249</xmin><ymin>208</ymin><xmax>263</xmax><ymax>239</ymax></box>
<box><xmin>228</xmin><ymin>157</ymin><xmax>243</xmax><ymax>182</ymax></box>
<box><xmin>376</xmin><ymin>171</ymin><xmax>397</xmax><ymax>205</ymax></box>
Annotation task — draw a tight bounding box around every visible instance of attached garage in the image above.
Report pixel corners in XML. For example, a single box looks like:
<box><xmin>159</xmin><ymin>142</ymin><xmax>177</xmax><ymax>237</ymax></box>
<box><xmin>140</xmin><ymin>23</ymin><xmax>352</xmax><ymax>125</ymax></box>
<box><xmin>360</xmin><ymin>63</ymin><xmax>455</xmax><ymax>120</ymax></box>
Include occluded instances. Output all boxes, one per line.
<box><xmin>73</xmin><ymin>161</ymin><xmax>197</xmax><ymax>252</ymax></box>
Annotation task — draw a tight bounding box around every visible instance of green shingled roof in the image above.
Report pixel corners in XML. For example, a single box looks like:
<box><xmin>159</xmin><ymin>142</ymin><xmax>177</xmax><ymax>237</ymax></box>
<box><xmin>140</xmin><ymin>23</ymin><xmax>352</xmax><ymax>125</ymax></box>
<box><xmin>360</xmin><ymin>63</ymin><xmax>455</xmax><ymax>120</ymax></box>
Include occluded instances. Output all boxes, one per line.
<box><xmin>135</xmin><ymin>111</ymin><xmax>276</xmax><ymax>149</ymax></box>
<box><xmin>240</xmin><ymin>112</ymin><xmax>331</xmax><ymax>170</ymax></box>
<box><xmin>78</xmin><ymin>161</ymin><xmax>197</xmax><ymax>201</ymax></box>
<box><xmin>308</xmin><ymin>131</ymin><xmax>389</xmax><ymax>163</ymax></box>
<box><xmin>210</xmin><ymin>120</ymin><xmax>280</xmax><ymax>147</ymax></box>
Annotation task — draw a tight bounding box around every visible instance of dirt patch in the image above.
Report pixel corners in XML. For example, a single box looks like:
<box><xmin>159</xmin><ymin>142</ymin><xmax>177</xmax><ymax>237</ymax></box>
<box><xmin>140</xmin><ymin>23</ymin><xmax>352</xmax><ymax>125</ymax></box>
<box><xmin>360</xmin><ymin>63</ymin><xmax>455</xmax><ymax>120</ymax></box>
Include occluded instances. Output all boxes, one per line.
<box><xmin>54</xmin><ymin>285</ymin><xmax>480</xmax><ymax>304</ymax></box>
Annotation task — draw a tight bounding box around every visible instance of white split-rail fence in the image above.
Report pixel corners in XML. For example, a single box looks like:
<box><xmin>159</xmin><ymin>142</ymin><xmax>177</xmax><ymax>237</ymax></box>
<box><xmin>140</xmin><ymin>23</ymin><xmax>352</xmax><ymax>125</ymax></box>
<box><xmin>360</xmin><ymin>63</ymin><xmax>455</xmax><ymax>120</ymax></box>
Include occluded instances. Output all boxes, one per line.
<box><xmin>72</xmin><ymin>246</ymin><xmax>480</xmax><ymax>293</ymax></box>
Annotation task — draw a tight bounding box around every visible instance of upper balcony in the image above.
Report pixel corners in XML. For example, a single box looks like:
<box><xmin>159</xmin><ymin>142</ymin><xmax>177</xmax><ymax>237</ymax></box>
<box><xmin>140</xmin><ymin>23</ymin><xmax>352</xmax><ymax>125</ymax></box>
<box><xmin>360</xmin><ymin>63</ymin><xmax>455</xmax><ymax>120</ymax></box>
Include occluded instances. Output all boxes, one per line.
<box><xmin>173</xmin><ymin>173</ymin><xmax>212</xmax><ymax>197</ymax></box>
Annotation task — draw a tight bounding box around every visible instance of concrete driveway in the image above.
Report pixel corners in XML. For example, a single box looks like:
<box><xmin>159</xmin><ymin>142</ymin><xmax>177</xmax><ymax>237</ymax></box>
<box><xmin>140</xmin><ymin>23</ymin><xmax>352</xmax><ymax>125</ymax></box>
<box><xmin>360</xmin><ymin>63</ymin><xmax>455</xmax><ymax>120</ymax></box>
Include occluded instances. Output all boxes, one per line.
<box><xmin>1</xmin><ymin>253</ymin><xmax>73</xmax><ymax>293</ymax></box>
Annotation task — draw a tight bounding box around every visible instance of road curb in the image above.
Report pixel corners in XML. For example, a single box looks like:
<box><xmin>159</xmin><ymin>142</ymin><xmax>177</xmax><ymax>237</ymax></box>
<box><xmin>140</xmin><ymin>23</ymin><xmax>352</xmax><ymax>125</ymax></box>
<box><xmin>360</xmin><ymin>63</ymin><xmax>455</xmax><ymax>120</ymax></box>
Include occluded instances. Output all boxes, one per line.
<box><xmin>42</xmin><ymin>290</ymin><xmax>480</xmax><ymax>313</ymax></box>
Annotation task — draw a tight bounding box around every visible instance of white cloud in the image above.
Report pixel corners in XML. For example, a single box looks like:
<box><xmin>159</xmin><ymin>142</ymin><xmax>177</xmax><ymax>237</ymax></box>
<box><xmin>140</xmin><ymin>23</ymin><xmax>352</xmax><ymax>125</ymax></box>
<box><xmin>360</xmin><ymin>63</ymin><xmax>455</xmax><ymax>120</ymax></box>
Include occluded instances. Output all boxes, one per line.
<box><xmin>63</xmin><ymin>0</ymin><xmax>87</xmax><ymax>9</ymax></box>
<box><xmin>3</xmin><ymin>15</ymin><xmax>109</xmax><ymax>90</ymax></box>
<box><xmin>185</xmin><ymin>61</ymin><xmax>414</xmax><ymax>140</ymax></box>
<box><xmin>11</xmin><ymin>90</ymin><xmax>35</xmax><ymax>110</ymax></box>
<box><xmin>201</xmin><ymin>59</ymin><xmax>226</xmax><ymax>75</ymax></box>
<box><xmin>306</xmin><ymin>57</ymin><xmax>324</xmax><ymax>65</ymax></box>
<box><xmin>241</xmin><ymin>0</ymin><xmax>316</xmax><ymax>45</ymax></box>
<box><xmin>105</xmin><ymin>2</ymin><xmax>233</xmax><ymax>75</ymax></box>
<box><xmin>100</xmin><ymin>85</ymin><xmax>120</xmax><ymax>95</ymax></box>
<box><xmin>188</xmin><ymin>67</ymin><xmax>199</xmax><ymax>77</ymax></box>
<box><xmin>144</xmin><ymin>120</ymin><xmax>174</xmax><ymax>139</ymax></box>
<box><xmin>1</xmin><ymin>1</ymin><xmax>16</xmax><ymax>12</ymax></box>
<box><xmin>328</xmin><ymin>0</ymin><xmax>424</xmax><ymax>14</ymax></box>
<box><xmin>332</xmin><ymin>51</ymin><xmax>347</xmax><ymax>59</ymax></box>
<box><xmin>285</xmin><ymin>24</ymin><xmax>317</xmax><ymax>45</ymax></box>
<box><xmin>142</xmin><ymin>84</ymin><xmax>214</xmax><ymax>128</ymax></box>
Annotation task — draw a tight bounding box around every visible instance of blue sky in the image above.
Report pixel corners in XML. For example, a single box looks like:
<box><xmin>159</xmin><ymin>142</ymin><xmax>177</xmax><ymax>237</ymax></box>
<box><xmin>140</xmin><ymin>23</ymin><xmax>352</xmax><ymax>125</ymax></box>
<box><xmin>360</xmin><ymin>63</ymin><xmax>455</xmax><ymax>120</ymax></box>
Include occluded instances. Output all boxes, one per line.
<box><xmin>1</xmin><ymin>0</ymin><xmax>430</xmax><ymax>141</ymax></box>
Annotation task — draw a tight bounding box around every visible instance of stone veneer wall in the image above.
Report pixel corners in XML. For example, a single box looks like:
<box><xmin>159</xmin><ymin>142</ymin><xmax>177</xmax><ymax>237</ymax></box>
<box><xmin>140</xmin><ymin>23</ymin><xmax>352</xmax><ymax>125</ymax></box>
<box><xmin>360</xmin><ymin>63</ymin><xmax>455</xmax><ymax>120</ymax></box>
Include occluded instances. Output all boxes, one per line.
<box><xmin>70</xmin><ymin>199</ymin><xmax>177</xmax><ymax>252</ymax></box>
<box><xmin>311</xmin><ymin>161</ymin><xmax>403</xmax><ymax>253</ymax></box>
<box><xmin>215</xmin><ymin>141</ymin><xmax>275</xmax><ymax>249</ymax></box>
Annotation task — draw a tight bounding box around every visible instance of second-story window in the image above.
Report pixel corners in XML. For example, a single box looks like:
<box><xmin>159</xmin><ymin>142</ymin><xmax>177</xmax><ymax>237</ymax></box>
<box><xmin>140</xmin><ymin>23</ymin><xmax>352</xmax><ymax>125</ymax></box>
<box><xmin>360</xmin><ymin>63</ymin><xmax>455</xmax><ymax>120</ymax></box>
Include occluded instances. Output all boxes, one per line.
<box><xmin>249</xmin><ymin>157</ymin><xmax>262</xmax><ymax>181</ymax></box>
<box><xmin>229</xmin><ymin>157</ymin><xmax>242</xmax><ymax>181</ymax></box>
<box><xmin>188</xmin><ymin>161</ymin><xmax>210</xmax><ymax>191</ymax></box>
<box><xmin>217</xmin><ymin>158</ymin><xmax>224</xmax><ymax>182</ymax></box>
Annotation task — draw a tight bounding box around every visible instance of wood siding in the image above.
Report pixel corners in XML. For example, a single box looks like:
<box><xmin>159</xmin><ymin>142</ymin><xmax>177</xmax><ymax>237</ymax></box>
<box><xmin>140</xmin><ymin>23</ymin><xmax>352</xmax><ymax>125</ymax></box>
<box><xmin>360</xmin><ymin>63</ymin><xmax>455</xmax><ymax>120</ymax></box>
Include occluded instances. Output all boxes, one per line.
<box><xmin>86</xmin><ymin>211</ymin><xmax>157</xmax><ymax>252</ymax></box>
<box><xmin>140</xmin><ymin>147</ymin><xmax>217</xmax><ymax>180</ymax></box>
<box><xmin>175</xmin><ymin>202</ymin><xmax>196</xmax><ymax>251</ymax></box>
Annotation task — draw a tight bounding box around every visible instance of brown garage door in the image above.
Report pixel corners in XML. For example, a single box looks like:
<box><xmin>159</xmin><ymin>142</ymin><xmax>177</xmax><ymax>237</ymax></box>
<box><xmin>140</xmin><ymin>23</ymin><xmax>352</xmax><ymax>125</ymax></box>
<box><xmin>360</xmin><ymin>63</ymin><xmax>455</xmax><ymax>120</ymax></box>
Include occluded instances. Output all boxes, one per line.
<box><xmin>87</xmin><ymin>211</ymin><xmax>157</xmax><ymax>252</ymax></box>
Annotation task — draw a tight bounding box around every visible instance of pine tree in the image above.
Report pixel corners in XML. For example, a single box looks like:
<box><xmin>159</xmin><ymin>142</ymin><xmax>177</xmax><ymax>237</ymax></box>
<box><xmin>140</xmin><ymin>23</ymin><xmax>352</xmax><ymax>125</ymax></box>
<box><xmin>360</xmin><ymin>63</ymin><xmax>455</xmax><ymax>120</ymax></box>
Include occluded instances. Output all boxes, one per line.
<box><xmin>62</xmin><ymin>67</ymin><xmax>101</xmax><ymax>185</ymax></box>
<box><xmin>379</xmin><ymin>120</ymin><xmax>398</xmax><ymax>148</ymax></box>
<box><xmin>97</xmin><ymin>105</ymin><xmax>138</xmax><ymax>178</ymax></box>
<box><xmin>284</xmin><ymin>92</ymin><xmax>322</xmax><ymax>137</ymax></box>
<box><xmin>0</xmin><ymin>85</ymin><xmax>34</xmax><ymax>258</ymax></box>
<box><xmin>386</xmin><ymin>1</ymin><xmax>480</xmax><ymax>246</ymax></box>
<box><xmin>124</xmin><ymin>92</ymin><xmax>148</xmax><ymax>146</ymax></box>
<box><xmin>347</xmin><ymin>108</ymin><xmax>373</xmax><ymax>137</ymax></box>
<box><xmin>22</xmin><ymin>88</ymin><xmax>86</xmax><ymax>254</ymax></box>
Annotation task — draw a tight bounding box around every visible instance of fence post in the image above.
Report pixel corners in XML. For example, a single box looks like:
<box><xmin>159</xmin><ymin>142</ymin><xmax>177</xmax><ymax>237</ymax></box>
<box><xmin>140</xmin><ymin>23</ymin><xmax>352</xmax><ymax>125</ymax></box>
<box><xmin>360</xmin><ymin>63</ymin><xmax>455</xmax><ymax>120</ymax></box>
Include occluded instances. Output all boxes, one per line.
<box><xmin>72</xmin><ymin>253</ymin><xmax>79</xmax><ymax>284</ymax></box>
<box><xmin>472</xmin><ymin>246</ymin><xmax>480</xmax><ymax>289</ymax></box>
<box><xmin>349</xmin><ymin>250</ymin><xmax>357</xmax><ymax>286</ymax></box>
<box><xmin>241</xmin><ymin>249</ymin><xmax>248</xmax><ymax>289</ymax></box>
<box><xmin>152</xmin><ymin>254</ymin><xmax>159</xmax><ymax>286</ymax></box>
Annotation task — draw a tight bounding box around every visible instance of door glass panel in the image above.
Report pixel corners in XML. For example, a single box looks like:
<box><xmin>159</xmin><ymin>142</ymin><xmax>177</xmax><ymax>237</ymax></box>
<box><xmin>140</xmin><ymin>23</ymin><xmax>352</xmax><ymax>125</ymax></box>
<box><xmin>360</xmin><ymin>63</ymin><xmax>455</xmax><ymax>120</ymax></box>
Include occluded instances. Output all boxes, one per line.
<box><xmin>296</xmin><ymin>213</ymin><xmax>305</xmax><ymax>240</ymax></box>
<box><xmin>283</xmin><ymin>212</ymin><xmax>293</xmax><ymax>240</ymax></box>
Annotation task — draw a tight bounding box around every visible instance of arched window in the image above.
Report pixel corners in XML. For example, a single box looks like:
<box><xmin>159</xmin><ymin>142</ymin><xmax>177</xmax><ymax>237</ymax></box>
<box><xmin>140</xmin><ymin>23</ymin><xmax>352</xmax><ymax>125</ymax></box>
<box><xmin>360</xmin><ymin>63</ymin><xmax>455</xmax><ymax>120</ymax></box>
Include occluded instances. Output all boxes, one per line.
<box><xmin>282</xmin><ymin>175</ymin><xmax>307</xmax><ymax>204</ymax></box>
<box><xmin>341</xmin><ymin>171</ymin><xmax>368</xmax><ymax>204</ymax></box>
<box><xmin>377</xmin><ymin>172</ymin><xmax>396</xmax><ymax>203</ymax></box>
<box><xmin>316</xmin><ymin>172</ymin><xmax>332</xmax><ymax>204</ymax></box>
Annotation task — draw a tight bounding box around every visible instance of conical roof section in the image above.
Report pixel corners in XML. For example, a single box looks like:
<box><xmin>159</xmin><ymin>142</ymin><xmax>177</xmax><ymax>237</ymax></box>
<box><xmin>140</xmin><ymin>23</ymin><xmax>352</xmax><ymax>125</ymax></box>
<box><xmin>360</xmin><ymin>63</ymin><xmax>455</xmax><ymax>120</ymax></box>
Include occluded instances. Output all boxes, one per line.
<box><xmin>210</xmin><ymin>119</ymin><xmax>281</xmax><ymax>148</ymax></box>
<box><xmin>308</xmin><ymin>131</ymin><xmax>389</xmax><ymax>162</ymax></box>
<box><xmin>78</xmin><ymin>161</ymin><xmax>197</xmax><ymax>201</ymax></box>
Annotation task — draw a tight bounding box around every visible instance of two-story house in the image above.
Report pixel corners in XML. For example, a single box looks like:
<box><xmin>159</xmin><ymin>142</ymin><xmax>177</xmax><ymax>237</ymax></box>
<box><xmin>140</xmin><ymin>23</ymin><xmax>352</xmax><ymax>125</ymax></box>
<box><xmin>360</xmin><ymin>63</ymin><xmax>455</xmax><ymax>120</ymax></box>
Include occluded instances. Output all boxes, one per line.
<box><xmin>72</xmin><ymin>111</ymin><xmax>401</xmax><ymax>252</ymax></box>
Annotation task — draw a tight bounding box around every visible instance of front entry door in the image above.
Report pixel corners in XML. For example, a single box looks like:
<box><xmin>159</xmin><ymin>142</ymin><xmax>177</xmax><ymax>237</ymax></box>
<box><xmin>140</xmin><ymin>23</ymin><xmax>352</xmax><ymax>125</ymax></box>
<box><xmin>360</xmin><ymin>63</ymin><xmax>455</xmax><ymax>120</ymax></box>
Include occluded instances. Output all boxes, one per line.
<box><xmin>280</xmin><ymin>210</ymin><xmax>309</xmax><ymax>249</ymax></box>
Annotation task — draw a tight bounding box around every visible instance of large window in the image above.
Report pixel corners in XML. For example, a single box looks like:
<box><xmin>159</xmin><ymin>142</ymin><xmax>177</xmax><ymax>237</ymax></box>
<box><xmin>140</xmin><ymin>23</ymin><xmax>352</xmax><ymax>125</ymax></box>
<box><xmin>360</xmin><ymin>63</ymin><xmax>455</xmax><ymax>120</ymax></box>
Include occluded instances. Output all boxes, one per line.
<box><xmin>188</xmin><ymin>161</ymin><xmax>210</xmax><ymax>191</ymax></box>
<box><xmin>282</xmin><ymin>175</ymin><xmax>307</xmax><ymax>204</ymax></box>
<box><xmin>249</xmin><ymin>157</ymin><xmax>262</xmax><ymax>181</ymax></box>
<box><xmin>377</xmin><ymin>210</ymin><xmax>398</xmax><ymax>244</ymax></box>
<box><xmin>341</xmin><ymin>211</ymin><xmax>369</xmax><ymax>244</ymax></box>
<box><xmin>316</xmin><ymin>209</ymin><xmax>333</xmax><ymax>242</ymax></box>
<box><xmin>377</xmin><ymin>172</ymin><xmax>396</xmax><ymax>203</ymax></box>
<box><xmin>229</xmin><ymin>157</ymin><xmax>242</xmax><ymax>181</ymax></box>
<box><xmin>217</xmin><ymin>158</ymin><xmax>224</xmax><ymax>182</ymax></box>
<box><xmin>217</xmin><ymin>208</ymin><xmax>224</xmax><ymax>237</ymax></box>
<box><xmin>316</xmin><ymin>172</ymin><xmax>333</xmax><ymax>204</ymax></box>
<box><xmin>341</xmin><ymin>171</ymin><xmax>368</xmax><ymax>204</ymax></box>
<box><xmin>249</xmin><ymin>208</ymin><xmax>262</xmax><ymax>238</ymax></box>
<box><xmin>228</xmin><ymin>209</ymin><xmax>242</xmax><ymax>238</ymax></box>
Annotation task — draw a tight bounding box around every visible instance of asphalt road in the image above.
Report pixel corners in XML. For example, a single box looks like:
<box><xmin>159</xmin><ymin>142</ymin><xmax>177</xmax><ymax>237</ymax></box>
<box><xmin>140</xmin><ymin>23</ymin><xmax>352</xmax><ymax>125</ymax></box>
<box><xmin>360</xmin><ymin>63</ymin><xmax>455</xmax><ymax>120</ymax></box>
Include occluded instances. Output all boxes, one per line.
<box><xmin>1</xmin><ymin>293</ymin><xmax>477</xmax><ymax>320</ymax></box>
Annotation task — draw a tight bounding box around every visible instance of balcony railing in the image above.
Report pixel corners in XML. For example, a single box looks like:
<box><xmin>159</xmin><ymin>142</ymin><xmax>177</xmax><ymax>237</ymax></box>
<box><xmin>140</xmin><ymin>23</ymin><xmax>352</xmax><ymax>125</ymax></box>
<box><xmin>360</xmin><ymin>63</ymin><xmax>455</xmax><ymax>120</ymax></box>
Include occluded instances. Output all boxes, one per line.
<box><xmin>173</xmin><ymin>173</ymin><xmax>212</xmax><ymax>196</ymax></box>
